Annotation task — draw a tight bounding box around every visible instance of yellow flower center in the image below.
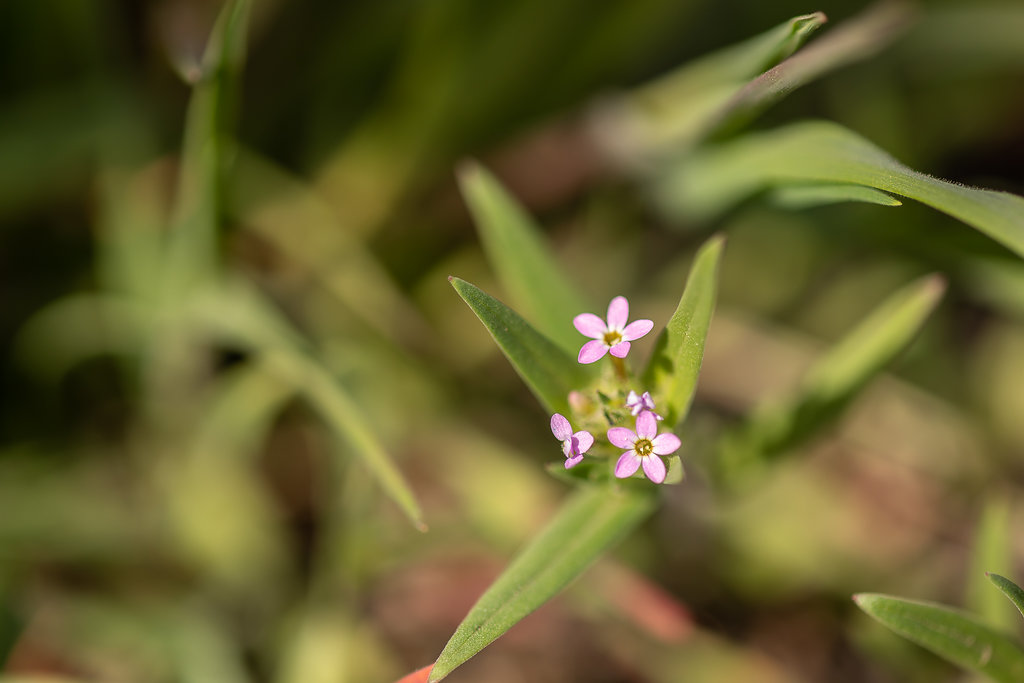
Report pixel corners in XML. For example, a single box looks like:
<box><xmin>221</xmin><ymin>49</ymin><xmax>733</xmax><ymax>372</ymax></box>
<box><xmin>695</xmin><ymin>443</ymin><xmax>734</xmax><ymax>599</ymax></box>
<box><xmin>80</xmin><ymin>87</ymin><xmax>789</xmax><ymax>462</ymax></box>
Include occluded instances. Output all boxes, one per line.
<box><xmin>603</xmin><ymin>330</ymin><xmax>623</xmax><ymax>346</ymax></box>
<box><xmin>634</xmin><ymin>438</ymin><xmax>653</xmax><ymax>457</ymax></box>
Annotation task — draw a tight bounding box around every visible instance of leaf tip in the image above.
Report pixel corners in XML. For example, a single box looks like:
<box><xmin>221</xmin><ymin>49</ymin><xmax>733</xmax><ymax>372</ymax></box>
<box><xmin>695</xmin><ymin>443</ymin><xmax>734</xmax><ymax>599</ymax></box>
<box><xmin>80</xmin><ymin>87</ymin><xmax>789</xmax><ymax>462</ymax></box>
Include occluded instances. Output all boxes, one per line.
<box><xmin>455</xmin><ymin>158</ymin><xmax>485</xmax><ymax>187</ymax></box>
<box><xmin>921</xmin><ymin>273</ymin><xmax>948</xmax><ymax>302</ymax></box>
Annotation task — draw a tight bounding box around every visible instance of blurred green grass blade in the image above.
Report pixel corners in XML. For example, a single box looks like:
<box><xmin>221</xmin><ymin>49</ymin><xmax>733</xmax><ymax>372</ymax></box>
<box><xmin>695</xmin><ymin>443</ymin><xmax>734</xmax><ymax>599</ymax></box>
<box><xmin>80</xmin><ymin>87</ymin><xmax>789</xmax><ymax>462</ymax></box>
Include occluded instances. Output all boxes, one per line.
<box><xmin>593</xmin><ymin>11</ymin><xmax>825</xmax><ymax>161</ymax></box>
<box><xmin>722</xmin><ymin>275</ymin><xmax>945</xmax><ymax>483</ymax></box>
<box><xmin>854</xmin><ymin>593</ymin><xmax>1024</xmax><ymax>683</ymax></box>
<box><xmin>642</xmin><ymin>234</ymin><xmax>725</xmax><ymax>427</ymax></box>
<box><xmin>709</xmin><ymin>2</ymin><xmax>914</xmax><ymax>138</ymax></box>
<box><xmin>165</xmin><ymin>0</ymin><xmax>250</xmax><ymax>293</ymax></box>
<box><xmin>655</xmin><ymin>121</ymin><xmax>1024</xmax><ymax>259</ymax></box>
<box><xmin>96</xmin><ymin>167</ymin><xmax>168</xmax><ymax>300</ymax></box>
<box><xmin>988</xmin><ymin>574</ymin><xmax>1024</xmax><ymax>623</ymax></box>
<box><xmin>770</xmin><ymin>183</ymin><xmax>902</xmax><ymax>209</ymax></box>
<box><xmin>968</xmin><ymin>496</ymin><xmax>1014</xmax><ymax>631</ymax></box>
<box><xmin>187</xmin><ymin>282</ymin><xmax>426</xmax><ymax>531</ymax></box>
<box><xmin>450</xmin><ymin>277</ymin><xmax>593</xmax><ymax>415</ymax></box>
<box><xmin>429</xmin><ymin>484</ymin><xmax>656</xmax><ymax>681</ymax></box>
<box><xmin>458</xmin><ymin>161</ymin><xmax>589</xmax><ymax>354</ymax></box>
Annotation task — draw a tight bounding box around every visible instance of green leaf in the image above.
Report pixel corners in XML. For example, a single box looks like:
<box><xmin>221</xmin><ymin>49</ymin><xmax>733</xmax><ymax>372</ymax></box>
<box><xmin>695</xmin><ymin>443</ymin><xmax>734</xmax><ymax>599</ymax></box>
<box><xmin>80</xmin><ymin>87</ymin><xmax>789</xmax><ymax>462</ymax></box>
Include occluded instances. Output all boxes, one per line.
<box><xmin>594</xmin><ymin>11</ymin><xmax>826</xmax><ymax>161</ymax></box>
<box><xmin>988</xmin><ymin>574</ymin><xmax>1024</xmax><ymax>623</ymax></box>
<box><xmin>720</xmin><ymin>274</ymin><xmax>945</xmax><ymax>485</ymax></box>
<box><xmin>458</xmin><ymin>161</ymin><xmax>589</xmax><ymax>355</ymax></box>
<box><xmin>769</xmin><ymin>183</ymin><xmax>902</xmax><ymax>209</ymax></box>
<box><xmin>655</xmin><ymin>121</ymin><xmax>1024</xmax><ymax>260</ymax></box>
<box><xmin>642</xmin><ymin>234</ymin><xmax>725</xmax><ymax>426</ymax></box>
<box><xmin>430</xmin><ymin>484</ymin><xmax>657</xmax><ymax>681</ymax></box>
<box><xmin>854</xmin><ymin>593</ymin><xmax>1024</xmax><ymax>683</ymax></box>
<box><xmin>450</xmin><ymin>277</ymin><xmax>593</xmax><ymax>415</ymax></box>
<box><xmin>968</xmin><ymin>496</ymin><xmax>1015</xmax><ymax>631</ymax></box>
<box><xmin>165</xmin><ymin>0</ymin><xmax>251</xmax><ymax>294</ymax></box>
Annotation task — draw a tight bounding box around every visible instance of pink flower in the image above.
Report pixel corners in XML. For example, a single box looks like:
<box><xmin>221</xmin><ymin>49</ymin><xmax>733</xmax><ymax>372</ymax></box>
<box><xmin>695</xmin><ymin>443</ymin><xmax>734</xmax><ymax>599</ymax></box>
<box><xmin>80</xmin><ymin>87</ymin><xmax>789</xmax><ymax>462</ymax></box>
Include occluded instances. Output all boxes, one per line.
<box><xmin>626</xmin><ymin>390</ymin><xmax>662</xmax><ymax>420</ymax></box>
<box><xmin>573</xmin><ymin>296</ymin><xmax>654</xmax><ymax>364</ymax></box>
<box><xmin>550</xmin><ymin>413</ymin><xmax>594</xmax><ymax>469</ymax></box>
<box><xmin>608</xmin><ymin>412</ymin><xmax>680</xmax><ymax>484</ymax></box>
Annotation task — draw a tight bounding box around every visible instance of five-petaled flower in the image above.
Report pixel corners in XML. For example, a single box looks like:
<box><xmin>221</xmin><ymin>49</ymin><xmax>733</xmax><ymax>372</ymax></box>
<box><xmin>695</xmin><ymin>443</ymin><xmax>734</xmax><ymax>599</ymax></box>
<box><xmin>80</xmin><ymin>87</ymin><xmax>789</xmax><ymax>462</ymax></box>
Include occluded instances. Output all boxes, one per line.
<box><xmin>574</xmin><ymin>296</ymin><xmax>653</xmax><ymax>364</ymax></box>
<box><xmin>550</xmin><ymin>413</ymin><xmax>594</xmax><ymax>469</ymax></box>
<box><xmin>608</xmin><ymin>411</ymin><xmax>681</xmax><ymax>484</ymax></box>
<box><xmin>626</xmin><ymin>390</ymin><xmax>662</xmax><ymax>420</ymax></box>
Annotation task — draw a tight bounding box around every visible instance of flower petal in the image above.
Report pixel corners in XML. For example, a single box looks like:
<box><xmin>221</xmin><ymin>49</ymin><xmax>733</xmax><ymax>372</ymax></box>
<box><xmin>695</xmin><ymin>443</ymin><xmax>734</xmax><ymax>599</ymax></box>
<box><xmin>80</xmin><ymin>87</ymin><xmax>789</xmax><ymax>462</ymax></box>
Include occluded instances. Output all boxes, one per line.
<box><xmin>651</xmin><ymin>432</ymin><xmax>681</xmax><ymax>455</ymax></box>
<box><xmin>614</xmin><ymin>451</ymin><xmax>641</xmax><ymax>478</ymax></box>
<box><xmin>573</xmin><ymin>430</ymin><xmax>594</xmax><ymax>454</ymax></box>
<box><xmin>621</xmin><ymin>319</ymin><xmax>654</xmax><ymax>341</ymax></box>
<box><xmin>607</xmin><ymin>296</ymin><xmax>629</xmax><ymax>329</ymax></box>
<box><xmin>550</xmin><ymin>413</ymin><xmax>572</xmax><ymax>441</ymax></box>
<box><xmin>573</xmin><ymin>313</ymin><xmax>607</xmax><ymax>339</ymax></box>
<box><xmin>609</xmin><ymin>341</ymin><xmax>631</xmax><ymax>358</ymax></box>
<box><xmin>607</xmin><ymin>427</ymin><xmax>636</xmax><ymax>449</ymax></box>
<box><xmin>565</xmin><ymin>453</ymin><xmax>584</xmax><ymax>469</ymax></box>
<box><xmin>642</xmin><ymin>455</ymin><xmax>667</xmax><ymax>484</ymax></box>
<box><xmin>578</xmin><ymin>339</ymin><xmax>609</xmax><ymax>364</ymax></box>
<box><xmin>636</xmin><ymin>411</ymin><xmax>658</xmax><ymax>439</ymax></box>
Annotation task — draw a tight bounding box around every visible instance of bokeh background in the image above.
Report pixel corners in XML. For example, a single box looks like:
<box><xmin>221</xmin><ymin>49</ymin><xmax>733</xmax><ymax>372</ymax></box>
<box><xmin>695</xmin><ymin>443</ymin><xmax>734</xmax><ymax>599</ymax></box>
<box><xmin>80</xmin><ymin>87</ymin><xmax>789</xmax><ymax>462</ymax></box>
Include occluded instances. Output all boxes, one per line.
<box><xmin>2</xmin><ymin>0</ymin><xmax>1024</xmax><ymax>681</ymax></box>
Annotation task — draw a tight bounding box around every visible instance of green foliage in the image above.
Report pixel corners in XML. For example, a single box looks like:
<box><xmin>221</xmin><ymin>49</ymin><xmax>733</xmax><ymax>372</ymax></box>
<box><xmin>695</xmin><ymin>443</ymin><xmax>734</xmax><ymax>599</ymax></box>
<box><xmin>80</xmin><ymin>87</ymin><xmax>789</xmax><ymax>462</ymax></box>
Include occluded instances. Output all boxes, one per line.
<box><xmin>988</xmin><ymin>574</ymin><xmax>1024</xmax><ymax>623</ymax></box>
<box><xmin>430</xmin><ymin>483</ymin><xmax>657</xmax><ymax>681</ymax></box>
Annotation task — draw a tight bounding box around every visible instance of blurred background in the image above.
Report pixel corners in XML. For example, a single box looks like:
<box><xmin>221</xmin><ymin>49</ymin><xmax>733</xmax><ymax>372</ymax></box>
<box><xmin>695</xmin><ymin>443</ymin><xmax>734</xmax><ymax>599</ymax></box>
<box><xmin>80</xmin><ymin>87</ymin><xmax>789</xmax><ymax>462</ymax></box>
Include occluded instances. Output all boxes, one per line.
<box><xmin>2</xmin><ymin>0</ymin><xmax>1024</xmax><ymax>681</ymax></box>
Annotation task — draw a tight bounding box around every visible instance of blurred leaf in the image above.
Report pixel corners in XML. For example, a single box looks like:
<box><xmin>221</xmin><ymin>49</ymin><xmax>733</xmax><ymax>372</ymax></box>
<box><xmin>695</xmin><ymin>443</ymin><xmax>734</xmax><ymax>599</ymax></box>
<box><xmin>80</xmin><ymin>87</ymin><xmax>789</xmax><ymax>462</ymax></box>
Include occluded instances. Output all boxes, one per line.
<box><xmin>988</xmin><ymin>574</ymin><xmax>1024</xmax><ymax>623</ymax></box>
<box><xmin>721</xmin><ymin>274</ymin><xmax>945</xmax><ymax>484</ymax></box>
<box><xmin>458</xmin><ymin>161</ymin><xmax>589</xmax><ymax>354</ymax></box>
<box><xmin>710</xmin><ymin>1</ymin><xmax>915</xmax><ymax>137</ymax></box>
<box><xmin>854</xmin><ymin>593</ymin><xmax>1024</xmax><ymax>683</ymax></box>
<box><xmin>450</xmin><ymin>277</ymin><xmax>593</xmax><ymax>415</ymax></box>
<box><xmin>96</xmin><ymin>167</ymin><xmax>167</xmax><ymax>300</ymax></box>
<box><xmin>430</xmin><ymin>484</ymin><xmax>657</xmax><ymax>681</ymax></box>
<box><xmin>968</xmin><ymin>496</ymin><xmax>1014</xmax><ymax>631</ymax></box>
<box><xmin>655</xmin><ymin>121</ymin><xmax>1024</xmax><ymax>260</ymax></box>
<box><xmin>642</xmin><ymin>234</ymin><xmax>725</xmax><ymax>426</ymax></box>
<box><xmin>769</xmin><ymin>183</ymin><xmax>902</xmax><ymax>209</ymax></box>
<box><xmin>165</xmin><ymin>0</ymin><xmax>251</xmax><ymax>294</ymax></box>
<box><xmin>592</xmin><ymin>11</ymin><xmax>826</xmax><ymax>163</ymax></box>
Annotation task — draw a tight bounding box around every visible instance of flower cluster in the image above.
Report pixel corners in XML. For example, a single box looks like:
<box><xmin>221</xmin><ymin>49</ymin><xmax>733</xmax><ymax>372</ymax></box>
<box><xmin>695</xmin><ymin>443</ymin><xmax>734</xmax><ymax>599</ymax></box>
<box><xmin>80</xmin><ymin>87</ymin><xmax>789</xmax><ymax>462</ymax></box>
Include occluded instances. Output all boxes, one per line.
<box><xmin>549</xmin><ymin>297</ymin><xmax>680</xmax><ymax>485</ymax></box>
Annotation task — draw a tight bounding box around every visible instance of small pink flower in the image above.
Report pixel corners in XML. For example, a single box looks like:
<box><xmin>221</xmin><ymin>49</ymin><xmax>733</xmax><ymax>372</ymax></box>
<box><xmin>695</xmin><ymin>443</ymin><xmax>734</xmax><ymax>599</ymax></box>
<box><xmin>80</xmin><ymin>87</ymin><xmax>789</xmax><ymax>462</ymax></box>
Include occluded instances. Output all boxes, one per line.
<box><xmin>626</xmin><ymin>390</ymin><xmax>662</xmax><ymax>420</ymax></box>
<box><xmin>551</xmin><ymin>413</ymin><xmax>594</xmax><ymax>469</ymax></box>
<box><xmin>574</xmin><ymin>296</ymin><xmax>654</xmax><ymax>364</ymax></box>
<box><xmin>608</xmin><ymin>412</ymin><xmax>680</xmax><ymax>484</ymax></box>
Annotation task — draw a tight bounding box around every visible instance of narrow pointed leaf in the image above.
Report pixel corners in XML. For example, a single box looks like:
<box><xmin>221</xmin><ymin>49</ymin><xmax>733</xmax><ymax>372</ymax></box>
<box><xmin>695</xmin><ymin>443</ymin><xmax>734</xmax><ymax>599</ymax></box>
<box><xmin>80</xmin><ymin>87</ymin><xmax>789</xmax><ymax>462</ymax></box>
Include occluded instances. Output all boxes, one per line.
<box><xmin>722</xmin><ymin>275</ymin><xmax>945</xmax><ymax>483</ymax></box>
<box><xmin>458</xmin><ymin>162</ymin><xmax>589</xmax><ymax>354</ymax></box>
<box><xmin>656</xmin><ymin>121</ymin><xmax>1024</xmax><ymax>259</ymax></box>
<box><xmin>450</xmin><ymin>277</ymin><xmax>593</xmax><ymax>415</ymax></box>
<box><xmin>165</xmin><ymin>0</ymin><xmax>250</xmax><ymax>293</ymax></box>
<box><xmin>988</xmin><ymin>574</ymin><xmax>1024</xmax><ymax>623</ymax></box>
<box><xmin>770</xmin><ymin>183</ymin><xmax>902</xmax><ymax>209</ymax></box>
<box><xmin>968</xmin><ymin>496</ymin><xmax>1014</xmax><ymax>631</ymax></box>
<box><xmin>430</xmin><ymin>484</ymin><xmax>657</xmax><ymax>681</ymax></box>
<box><xmin>854</xmin><ymin>593</ymin><xmax>1024</xmax><ymax>683</ymax></box>
<box><xmin>642</xmin><ymin>234</ymin><xmax>725</xmax><ymax>427</ymax></box>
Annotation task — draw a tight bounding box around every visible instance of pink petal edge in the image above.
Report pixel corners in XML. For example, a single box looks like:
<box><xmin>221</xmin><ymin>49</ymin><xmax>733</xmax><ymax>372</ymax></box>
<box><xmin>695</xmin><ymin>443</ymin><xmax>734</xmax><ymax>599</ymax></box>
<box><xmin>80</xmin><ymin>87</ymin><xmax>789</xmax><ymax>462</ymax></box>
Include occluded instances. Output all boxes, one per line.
<box><xmin>642</xmin><ymin>455</ymin><xmax>667</xmax><ymax>484</ymax></box>
<box><xmin>636</xmin><ymin>411</ymin><xmax>658</xmax><ymax>439</ymax></box>
<box><xmin>565</xmin><ymin>453</ymin><xmax>584</xmax><ymax>469</ymax></box>
<box><xmin>609</xmin><ymin>341</ymin><xmax>631</xmax><ymax>358</ymax></box>
<box><xmin>607</xmin><ymin>296</ymin><xmax>629</xmax><ymax>329</ymax></box>
<box><xmin>652</xmin><ymin>432</ymin><xmax>681</xmax><ymax>455</ymax></box>
<box><xmin>550</xmin><ymin>413</ymin><xmax>572</xmax><ymax>441</ymax></box>
<box><xmin>578</xmin><ymin>339</ymin><xmax>609</xmax><ymax>364</ymax></box>
<box><xmin>622</xmin><ymin>319</ymin><xmax>654</xmax><ymax>341</ymax></box>
<box><xmin>607</xmin><ymin>427</ymin><xmax>636</xmax><ymax>449</ymax></box>
<box><xmin>573</xmin><ymin>313</ymin><xmax>607</xmax><ymax>338</ymax></box>
<box><xmin>614</xmin><ymin>452</ymin><xmax>641</xmax><ymax>478</ymax></box>
<box><xmin>574</xmin><ymin>430</ymin><xmax>594</xmax><ymax>454</ymax></box>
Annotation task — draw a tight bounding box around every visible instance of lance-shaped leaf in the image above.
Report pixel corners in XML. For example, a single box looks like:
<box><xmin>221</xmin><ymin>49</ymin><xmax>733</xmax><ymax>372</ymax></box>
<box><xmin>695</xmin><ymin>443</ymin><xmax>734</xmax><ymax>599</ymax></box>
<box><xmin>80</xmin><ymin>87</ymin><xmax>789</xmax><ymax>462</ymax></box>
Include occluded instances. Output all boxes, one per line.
<box><xmin>967</xmin><ymin>497</ymin><xmax>1015</xmax><ymax>632</ymax></box>
<box><xmin>430</xmin><ymin>484</ymin><xmax>657</xmax><ymax>681</ymax></box>
<box><xmin>642</xmin><ymin>234</ymin><xmax>725</xmax><ymax>427</ymax></box>
<box><xmin>458</xmin><ymin>162</ymin><xmax>590</xmax><ymax>355</ymax></box>
<box><xmin>450</xmin><ymin>277</ymin><xmax>593</xmax><ymax>415</ymax></box>
<box><xmin>655</xmin><ymin>121</ymin><xmax>1024</xmax><ymax>260</ymax></box>
<box><xmin>164</xmin><ymin>0</ymin><xmax>250</xmax><ymax>294</ymax></box>
<box><xmin>769</xmin><ymin>183</ymin><xmax>902</xmax><ymax>209</ymax></box>
<box><xmin>988</xmin><ymin>574</ymin><xmax>1024</xmax><ymax>623</ymax></box>
<box><xmin>854</xmin><ymin>593</ymin><xmax>1024</xmax><ymax>683</ymax></box>
<box><xmin>720</xmin><ymin>274</ymin><xmax>945</xmax><ymax>485</ymax></box>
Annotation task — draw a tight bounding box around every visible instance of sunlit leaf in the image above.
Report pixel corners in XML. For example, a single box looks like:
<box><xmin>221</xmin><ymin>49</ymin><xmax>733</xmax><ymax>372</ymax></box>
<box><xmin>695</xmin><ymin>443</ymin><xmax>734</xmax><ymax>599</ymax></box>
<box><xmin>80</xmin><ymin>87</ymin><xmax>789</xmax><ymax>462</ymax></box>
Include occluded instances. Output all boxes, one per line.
<box><xmin>988</xmin><ymin>574</ymin><xmax>1024</xmax><ymax>623</ymax></box>
<box><xmin>458</xmin><ymin>161</ymin><xmax>589</xmax><ymax>354</ymax></box>
<box><xmin>655</xmin><ymin>121</ymin><xmax>1024</xmax><ymax>259</ymax></box>
<box><xmin>450</xmin><ymin>277</ymin><xmax>593</xmax><ymax>415</ymax></box>
<box><xmin>430</xmin><ymin>484</ymin><xmax>657</xmax><ymax>681</ymax></box>
<box><xmin>720</xmin><ymin>274</ymin><xmax>945</xmax><ymax>485</ymax></box>
<box><xmin>642</xmin><ymin>234</ymin><xmax>725</xmax><ymax>426</ymax></box>
<box><xmin>854</xmin><ymin>593</ymin><xmax>1024</xmax><ymax>683</ymax></box>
